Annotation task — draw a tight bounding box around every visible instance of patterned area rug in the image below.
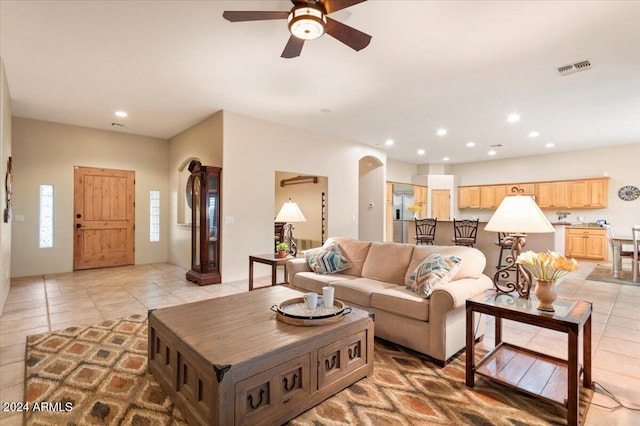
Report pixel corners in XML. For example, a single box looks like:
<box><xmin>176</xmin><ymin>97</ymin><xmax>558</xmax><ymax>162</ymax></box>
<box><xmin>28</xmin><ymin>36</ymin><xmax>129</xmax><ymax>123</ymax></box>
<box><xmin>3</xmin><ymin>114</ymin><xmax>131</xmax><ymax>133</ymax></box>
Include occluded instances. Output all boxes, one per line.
<box><xmin>586</xmin><ymin>264</ymin><xmax>639</xmax><ymax>286</ymax></box>
<box><xmin>25</xmin><ymin>315</ymin><xmax>592</xmax><ymax>425</ymax></box>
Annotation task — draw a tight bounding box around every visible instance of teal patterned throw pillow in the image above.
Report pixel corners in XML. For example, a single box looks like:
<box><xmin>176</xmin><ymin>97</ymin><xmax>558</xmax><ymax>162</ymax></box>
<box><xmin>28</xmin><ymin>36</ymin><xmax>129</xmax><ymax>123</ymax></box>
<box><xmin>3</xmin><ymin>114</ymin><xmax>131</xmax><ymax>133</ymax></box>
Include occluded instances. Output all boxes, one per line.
<box><xmin>407</xmin><ymin>254</ymin><xmax>462</xmax><ymax>298</ymax></box>
<box><xmin>305</xmin><ymin>242</ymin><xmax>352</xmax><ymax>275</ymax></box>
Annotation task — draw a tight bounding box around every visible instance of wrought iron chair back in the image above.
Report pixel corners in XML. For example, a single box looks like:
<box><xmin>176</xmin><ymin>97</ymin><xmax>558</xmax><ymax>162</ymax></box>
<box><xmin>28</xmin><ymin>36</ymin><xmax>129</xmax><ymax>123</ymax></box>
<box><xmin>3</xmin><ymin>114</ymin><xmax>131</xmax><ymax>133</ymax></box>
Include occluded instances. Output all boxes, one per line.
<box><xmin>452</xmin><ymin>219</ymin><xmax>479</xmax><ymax>247</ymax></box>
<box><xmin>415</xmin><ymin>218</ymin><xmax>437</xmax><ymax>245</ymax></box>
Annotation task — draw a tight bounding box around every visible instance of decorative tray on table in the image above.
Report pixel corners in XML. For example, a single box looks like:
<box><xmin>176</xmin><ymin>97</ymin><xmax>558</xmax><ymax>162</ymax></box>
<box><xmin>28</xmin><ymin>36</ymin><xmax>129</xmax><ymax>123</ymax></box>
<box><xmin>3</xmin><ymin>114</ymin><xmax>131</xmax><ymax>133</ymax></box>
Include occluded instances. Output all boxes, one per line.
<box><xmin>271</xmin><ymin>297</ymin><xmax>351</xmax><ymax>326</ymax></box>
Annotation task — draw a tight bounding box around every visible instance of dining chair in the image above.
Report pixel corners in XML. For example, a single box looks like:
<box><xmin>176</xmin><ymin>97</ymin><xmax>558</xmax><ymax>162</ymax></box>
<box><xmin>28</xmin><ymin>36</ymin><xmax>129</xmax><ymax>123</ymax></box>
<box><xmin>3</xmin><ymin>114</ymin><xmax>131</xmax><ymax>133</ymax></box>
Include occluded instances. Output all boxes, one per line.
<box><xmin>603</xmin><ymin>224</ymin><xmax>634</xmax><ymax>275</ymax></box>
<box><xmin>415</xmin><ymin>218</ymin><xmax>437</xmax><ymax>245</ymax></box>
<box><xmin>451</xmin><ymin>219</ymin><xmax>479</xmax><ymax>247</ymax></box>
<box><xmin>632</xmin><ymin>225</ymin><xmax>640</xmax><ymax>281</ymax></box>
<box><xmin>495</xmin><ymin>232</ymin><xmax>513</xmax><ymax>269</ymax></box>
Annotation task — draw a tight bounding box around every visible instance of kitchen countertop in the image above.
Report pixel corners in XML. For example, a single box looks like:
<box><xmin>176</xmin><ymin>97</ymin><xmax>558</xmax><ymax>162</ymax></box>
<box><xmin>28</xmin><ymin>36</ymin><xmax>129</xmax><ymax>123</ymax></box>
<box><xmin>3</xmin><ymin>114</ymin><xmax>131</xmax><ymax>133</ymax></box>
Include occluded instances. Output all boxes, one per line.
<box><xmin>551</xmin><ymin>222</ymin><xmax>604</xmax><ymax>229</ymax></box>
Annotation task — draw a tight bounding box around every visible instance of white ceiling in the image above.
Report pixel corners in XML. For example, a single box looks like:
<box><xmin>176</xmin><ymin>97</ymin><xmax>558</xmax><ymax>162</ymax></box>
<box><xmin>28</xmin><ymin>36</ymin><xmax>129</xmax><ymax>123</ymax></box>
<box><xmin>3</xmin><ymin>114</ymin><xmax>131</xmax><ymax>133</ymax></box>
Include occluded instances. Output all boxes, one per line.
<box><xmin>1</xmin><ymin>0</ymin><xmax>639</xmax><ymax>164</ymax></box>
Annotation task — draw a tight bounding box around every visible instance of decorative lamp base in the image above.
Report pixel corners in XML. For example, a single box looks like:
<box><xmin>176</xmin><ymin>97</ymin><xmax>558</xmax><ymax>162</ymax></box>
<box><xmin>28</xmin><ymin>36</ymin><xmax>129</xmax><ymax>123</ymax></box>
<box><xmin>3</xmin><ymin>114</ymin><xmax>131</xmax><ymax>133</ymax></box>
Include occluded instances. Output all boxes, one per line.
<box><xmin>492</xmin><ymin>234</ymin><xmax>532</xmax><ymax>298</ymax></box>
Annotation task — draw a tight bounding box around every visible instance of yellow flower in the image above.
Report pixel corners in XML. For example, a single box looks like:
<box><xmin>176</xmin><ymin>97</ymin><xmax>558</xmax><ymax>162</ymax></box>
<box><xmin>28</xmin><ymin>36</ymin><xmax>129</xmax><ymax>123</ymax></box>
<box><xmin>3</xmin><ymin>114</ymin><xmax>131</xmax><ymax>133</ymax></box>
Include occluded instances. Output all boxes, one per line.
<box><xmin>516</xmin><ymin>250</ymin><xmax>579</xmax><ymax>281</ymax></box>
<box><xmin>407</xmin><ymin>205</ymin><xmax>421</xmax><ymax>213</ymax></box>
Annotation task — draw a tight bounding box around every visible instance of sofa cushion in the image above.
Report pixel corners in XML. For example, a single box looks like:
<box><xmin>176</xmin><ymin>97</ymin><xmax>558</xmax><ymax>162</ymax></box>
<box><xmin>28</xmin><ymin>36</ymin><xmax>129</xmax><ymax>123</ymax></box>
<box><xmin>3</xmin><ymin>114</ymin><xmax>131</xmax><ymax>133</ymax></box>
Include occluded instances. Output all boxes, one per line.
<box><xmin>405</xmin><ymin>245</ymin><xmax>485</xmax><ymax>285</ymax></box>
<box><xmin>370</xmin><ymin>287</ymin><xmax>430</xmax><ymax>321</ymax></box>
<box><xmin>324</xmin><ymin>237</ymin><xmax>372</xmax><ymax>276</ymax></box>
<box><xmin>361</xmin><ymin>242</ymin><xmax>414</xmax><ymax>285</ymax></box>
<box><xmin>304</xmin><ymin>242</ymin><xmax>352</xmax><ymax>274</ymax></box>
<box><xmin>331</xmin><ymin>278</ymin><xmax>397</xmax><ymax>307</ymax></box>
<box><xmin>292</xmin><ymin>272</ymin><xmax>359</xmax><ymax>293</ymax></box>
<box><xmin>406</xmin><ymin>254</ymin><xmax>462</xmax><ymax>298</ymax></box>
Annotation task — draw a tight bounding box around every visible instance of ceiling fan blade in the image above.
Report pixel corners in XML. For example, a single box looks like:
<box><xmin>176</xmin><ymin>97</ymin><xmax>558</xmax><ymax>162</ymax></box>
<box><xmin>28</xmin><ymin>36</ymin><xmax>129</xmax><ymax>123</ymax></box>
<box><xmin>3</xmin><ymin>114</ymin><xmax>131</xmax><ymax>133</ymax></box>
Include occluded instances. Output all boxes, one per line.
<box><xmin>325</xmin><ymin>17</ymin><xmax>371</xmax><ymax>51</ymax></box>
<box><xmin>281</xmin><ymin>36</ymin><xmax>305</xmax><ymax>58</ymax></box>
<box><xmin>320</xmin><ymin>0</ymin><xmax>367</xmax><ymax>14</ymax></box>
<box><xmin>222</xmin><ymin>11</ymin><xmax>289</xmax><ymax>22</ymax></box>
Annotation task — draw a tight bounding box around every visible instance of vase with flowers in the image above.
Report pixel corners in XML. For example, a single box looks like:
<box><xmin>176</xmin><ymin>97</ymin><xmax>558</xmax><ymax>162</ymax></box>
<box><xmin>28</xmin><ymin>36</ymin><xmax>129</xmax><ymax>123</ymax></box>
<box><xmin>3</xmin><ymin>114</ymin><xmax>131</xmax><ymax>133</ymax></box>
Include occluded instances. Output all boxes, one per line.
<box><xmin>516</xmin><ymin>251</ymin><xmax>579</xmax><ymax>312</ymax></box>
<box><xmin>407</xmin><ymin>204</ymin><xmax>421</xmax><ymax>219</ymax></box>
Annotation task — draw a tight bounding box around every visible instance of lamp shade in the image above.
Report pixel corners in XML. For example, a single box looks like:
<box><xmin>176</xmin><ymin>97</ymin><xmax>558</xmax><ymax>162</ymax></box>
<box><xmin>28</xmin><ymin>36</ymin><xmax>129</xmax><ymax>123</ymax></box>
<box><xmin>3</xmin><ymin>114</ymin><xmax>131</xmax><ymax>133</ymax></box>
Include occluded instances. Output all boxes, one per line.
<box><xmin>484</xmin><ymin>195</ymin><xmax>554</xmax><ymax>233</ymax></box>
<box><xmin>275</xmin><ymin>199</ymin><xmax>307</xmax><ymax>223</ymax></box>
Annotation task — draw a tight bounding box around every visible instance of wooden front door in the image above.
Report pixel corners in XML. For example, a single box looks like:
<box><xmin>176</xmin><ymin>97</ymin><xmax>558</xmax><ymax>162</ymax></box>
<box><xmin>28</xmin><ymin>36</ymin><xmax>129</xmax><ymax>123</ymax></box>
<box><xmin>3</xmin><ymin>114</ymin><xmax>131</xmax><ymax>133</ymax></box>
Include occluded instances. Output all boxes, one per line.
<box><xmin>73</xmin><ymin>166</ymin><xmax>135</xmax><ymax>270</ymax></box>
<box><xmin>431</xmin><ymin>190</ymin><xmax>451</xmax><ymax>220</ymax></box>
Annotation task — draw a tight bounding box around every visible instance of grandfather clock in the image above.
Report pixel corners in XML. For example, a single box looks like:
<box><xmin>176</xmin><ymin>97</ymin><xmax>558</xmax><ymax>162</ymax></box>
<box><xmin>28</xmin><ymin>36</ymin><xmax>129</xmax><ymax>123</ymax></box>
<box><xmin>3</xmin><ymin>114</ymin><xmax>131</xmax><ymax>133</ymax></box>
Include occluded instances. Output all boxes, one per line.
<box><xmin>186</xmin><ymin>160</ymin><xmax>222</xmax><ymax>285</ymax></box>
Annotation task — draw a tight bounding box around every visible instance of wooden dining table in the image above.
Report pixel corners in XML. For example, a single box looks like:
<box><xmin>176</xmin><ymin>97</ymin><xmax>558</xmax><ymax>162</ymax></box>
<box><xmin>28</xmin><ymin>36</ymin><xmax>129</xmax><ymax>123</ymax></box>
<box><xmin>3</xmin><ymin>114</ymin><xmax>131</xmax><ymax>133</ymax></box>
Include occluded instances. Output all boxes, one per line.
<box><xmin>611</xmin><ymin>235</ymin><xmax>634</xmax><ymax>278</ymax></box>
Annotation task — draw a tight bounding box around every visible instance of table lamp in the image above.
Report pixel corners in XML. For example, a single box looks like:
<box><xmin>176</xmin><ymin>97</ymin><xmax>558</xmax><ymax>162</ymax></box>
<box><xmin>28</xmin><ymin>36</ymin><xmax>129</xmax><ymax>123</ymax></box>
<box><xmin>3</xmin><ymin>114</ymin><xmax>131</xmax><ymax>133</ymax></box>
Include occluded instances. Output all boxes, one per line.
<box><xmin>275</xmin><ymin>198</ymin><xmax>307</xmax><ymax>256</ymax></box>
<box><xmin>484</xmin><ymin>194</ymin><xmax>555</xmax><ymax>298</ymax></box>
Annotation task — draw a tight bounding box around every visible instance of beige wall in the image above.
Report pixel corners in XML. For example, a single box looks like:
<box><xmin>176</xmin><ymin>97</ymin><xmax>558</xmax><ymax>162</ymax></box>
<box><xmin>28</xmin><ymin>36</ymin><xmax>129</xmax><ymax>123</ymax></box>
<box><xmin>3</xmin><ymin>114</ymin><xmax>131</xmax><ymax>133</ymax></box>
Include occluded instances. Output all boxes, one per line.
<box><xmin>449</xmin><ymin>143</ymin><xmax>640</xmax><ymax>234</ymax></box>
<box><xmin>221</xmin><ymin>111</ymin><xmax>386</xmax><ymax>282</ymax></box>
<box><xmin>274</xmin><ymin>171</ymin><xmax>328</xmax><ymax>250</ymax></box>
<box><xmin>167</xmin><ymin>111</ymin><xmax>223</xmax><ymax>270</ymax></box>
<box><xmin>11</xmin><ymin>118</ymin><xmax>169</xmax><ymax>277</ymax></box>
<box><xmin>0</xmin><ymin>59</ymin><xmax>12</xmax><ymax>314</ymax></box>
<box><xmin>386</xmin><ymin>159</ymin><xmax>416</xmax><ymax>183</ymax></box>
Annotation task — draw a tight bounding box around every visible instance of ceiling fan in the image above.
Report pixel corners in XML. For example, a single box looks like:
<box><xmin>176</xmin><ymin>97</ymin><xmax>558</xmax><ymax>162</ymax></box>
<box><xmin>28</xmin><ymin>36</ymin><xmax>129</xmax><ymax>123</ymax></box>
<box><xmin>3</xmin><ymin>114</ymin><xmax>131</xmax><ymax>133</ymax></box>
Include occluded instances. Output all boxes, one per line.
<box><xmin>223</xmin><ymin>0</ymin><xmax>372</xmax><ymax>58</ymax></box>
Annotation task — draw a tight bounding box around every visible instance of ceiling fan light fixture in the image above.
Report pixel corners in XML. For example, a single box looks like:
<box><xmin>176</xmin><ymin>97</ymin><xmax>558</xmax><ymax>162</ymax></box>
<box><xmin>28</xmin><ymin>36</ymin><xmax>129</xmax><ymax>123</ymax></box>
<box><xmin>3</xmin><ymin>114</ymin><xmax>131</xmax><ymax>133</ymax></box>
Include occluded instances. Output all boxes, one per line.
<box><xmin>288</xmin><ymin>5</ymin><xmax>327</xmax><ymax>40</ymax></box>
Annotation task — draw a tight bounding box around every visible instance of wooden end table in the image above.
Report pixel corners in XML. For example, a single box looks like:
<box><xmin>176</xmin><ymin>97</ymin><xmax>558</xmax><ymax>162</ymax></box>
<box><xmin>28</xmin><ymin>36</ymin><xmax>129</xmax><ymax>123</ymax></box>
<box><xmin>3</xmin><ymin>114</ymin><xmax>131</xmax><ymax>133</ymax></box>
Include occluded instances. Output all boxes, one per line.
<box><xmin>249</xmin><ymin>253</ymin><xmax>296</xmax><ymax>291</ymax></box>
<box><xmin>466</xmin><ymin>290</ymin><xmax>592</xmax><ymax>426</ymax></box>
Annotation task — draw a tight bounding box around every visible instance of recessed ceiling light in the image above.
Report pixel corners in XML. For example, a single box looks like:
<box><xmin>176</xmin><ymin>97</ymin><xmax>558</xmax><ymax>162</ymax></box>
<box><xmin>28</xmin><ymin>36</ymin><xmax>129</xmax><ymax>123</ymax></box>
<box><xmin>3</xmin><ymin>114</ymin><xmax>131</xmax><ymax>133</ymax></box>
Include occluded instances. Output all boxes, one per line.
<box><xmin>115</xmin><ymin>111</ymin><xmax>128</xmax><ymax>118</ymax></box>
<box><xmin>545</xmin><ymin>143</ymin><xmax>555</xmax><ymax>148</ymax></box>
<box><xmin>385</xmin><ymin>139</ymin><xmax>394</xmax><ymax>146</ymax></box>
<box><xmin>417</xmin><ymin>149</ymin><xmax>426</xmax><ymax>155</ymax></box>
<box><xmin>528</xmin><ymin>131</ymin><xmax>540</xmax><ymax>138</ymax></box>
<box><xmin>442</xmin><ymin>157</ymin><xmax>450</xmax><ymax>161</ymax></box>
<box><xmin>436</xmin><ymin>128</ymin><xmax>447</xmax><ymax>136</ymax></box>
<box><xmin>488</xmin><ymin>149</ymin><xmax>497</xmax><ymax>156</ymax></box>
<box><xmin>506</xmin><ymin>113</ymin><xmax>520</xmax><ymax>123</ymax></box>
<box><xmin>466</xmin><ymin>141</ymin><xmax>476</xmax><ymax>147</ymax></box>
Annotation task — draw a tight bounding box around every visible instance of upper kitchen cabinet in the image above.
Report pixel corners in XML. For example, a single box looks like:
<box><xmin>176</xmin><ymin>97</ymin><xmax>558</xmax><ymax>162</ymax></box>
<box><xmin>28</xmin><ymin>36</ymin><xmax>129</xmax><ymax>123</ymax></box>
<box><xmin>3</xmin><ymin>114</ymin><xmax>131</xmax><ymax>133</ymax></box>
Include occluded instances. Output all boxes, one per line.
<box><xmin>480</xmin><ymin>185</ymin><xmax>507</xmax><ymax>209</ymax></box>
<box><xmin>510</xmin><ymin>183</ymin><xmax>535</xmax><ymax>195</ymax></box>
<box><xmin>569</xmin><ymin>178</ymin><xmax>609</xmax><ymax>208</ymax></box>
<box><xmin>536</xmin><ymin>181</ymin><xmax>570</xmax><ymax>208</ymax></box>
<box><xmin>459</xmin><ymin>186</ymin><xmax>480</xmax><ymax>208</ymax></box>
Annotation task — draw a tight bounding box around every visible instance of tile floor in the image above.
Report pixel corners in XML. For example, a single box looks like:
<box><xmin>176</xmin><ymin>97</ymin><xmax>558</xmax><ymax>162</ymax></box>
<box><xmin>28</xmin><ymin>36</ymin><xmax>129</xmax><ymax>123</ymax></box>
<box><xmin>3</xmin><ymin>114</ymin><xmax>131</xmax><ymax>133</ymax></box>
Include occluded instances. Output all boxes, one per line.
<box><xmin>1</xmin><ymin>261</ymin><xmax>639</xmax><ymax>425</ymax></box>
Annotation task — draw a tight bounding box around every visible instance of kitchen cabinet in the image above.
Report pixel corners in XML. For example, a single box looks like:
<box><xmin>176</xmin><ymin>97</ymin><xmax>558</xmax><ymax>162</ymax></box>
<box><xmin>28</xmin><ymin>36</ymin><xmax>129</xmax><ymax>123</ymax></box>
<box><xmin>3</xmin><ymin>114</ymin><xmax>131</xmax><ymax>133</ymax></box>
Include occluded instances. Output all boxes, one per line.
<box><xmin>536</xmin><ymin>181</ymin><xmax>569</xmax><ymax>208</ymax></box>
<box><xmin>508</xmin><ymin>183</ymin><xmax>535</xmax><ymax>195</ymax></box>
<box><xmin>479</xmin><ymin>185</ymin><xmax>508</xmax><ymax>209</ymax></box>
<box><xmin>459</xmin><ymin>186</ymin><xmax>480</xmax><ymax>208</ymax></box>
<box><xmin>413</xmin><ymin>185</ymin><xmax>428</xmax><ymax>218</ymax></box>
<box><xmin>569</xmin><ymin>178</ymin><xmax>608</xmax><ymax>208</ymax></box>
<box><xmin>565</xmin><ymin>228</ymin><xmax>607</xmax><ymax>260</ymax></box>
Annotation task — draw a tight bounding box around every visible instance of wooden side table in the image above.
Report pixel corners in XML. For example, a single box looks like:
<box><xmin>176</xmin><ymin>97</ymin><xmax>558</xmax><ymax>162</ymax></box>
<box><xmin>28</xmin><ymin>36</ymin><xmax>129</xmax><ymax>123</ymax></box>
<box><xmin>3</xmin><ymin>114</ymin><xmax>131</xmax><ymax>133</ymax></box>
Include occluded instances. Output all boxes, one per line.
<box><xmin>466</xmin><ymin>290</ymin><xmax>592</xmax><ymax>426</ymax></box>
<box><xmin>249</xmin><ymin>253</ymin><xmax>295</xmax><ymax>291</ymax></box>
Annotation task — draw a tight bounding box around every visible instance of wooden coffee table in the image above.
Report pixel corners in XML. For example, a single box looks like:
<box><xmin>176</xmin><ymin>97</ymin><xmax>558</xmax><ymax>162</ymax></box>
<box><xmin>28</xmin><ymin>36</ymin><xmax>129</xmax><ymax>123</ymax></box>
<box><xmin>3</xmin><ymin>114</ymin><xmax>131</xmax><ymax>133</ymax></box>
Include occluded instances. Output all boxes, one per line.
<box><xmin>148</xmin><ymin>286</ymin><xmax>374</xmax><ymax>425</ymax></box>
<box><xmin>466</xmin><ymin>290</ymin><xmax>592</xmax><ymax>426</ymax></box>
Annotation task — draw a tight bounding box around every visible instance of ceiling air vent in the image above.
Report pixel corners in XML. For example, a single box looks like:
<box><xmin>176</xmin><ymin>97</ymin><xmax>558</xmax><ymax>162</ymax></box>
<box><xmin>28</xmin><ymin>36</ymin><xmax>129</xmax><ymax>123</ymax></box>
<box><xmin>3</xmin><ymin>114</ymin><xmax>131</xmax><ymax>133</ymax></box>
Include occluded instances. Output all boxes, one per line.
<box><xmin>556</xmin><ymin>60</ymin><xmax>591</xmax><ymax>76</ymax></box>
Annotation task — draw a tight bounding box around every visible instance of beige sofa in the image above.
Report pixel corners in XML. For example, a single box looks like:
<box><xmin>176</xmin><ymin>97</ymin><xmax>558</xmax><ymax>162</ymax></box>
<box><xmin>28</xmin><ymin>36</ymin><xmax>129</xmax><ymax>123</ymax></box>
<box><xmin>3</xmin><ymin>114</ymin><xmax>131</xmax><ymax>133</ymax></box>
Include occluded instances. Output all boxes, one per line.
<box><xmin>287</xmin><ymin>237</ymin><xmax>493</xmax><ymax>365</ymax></box>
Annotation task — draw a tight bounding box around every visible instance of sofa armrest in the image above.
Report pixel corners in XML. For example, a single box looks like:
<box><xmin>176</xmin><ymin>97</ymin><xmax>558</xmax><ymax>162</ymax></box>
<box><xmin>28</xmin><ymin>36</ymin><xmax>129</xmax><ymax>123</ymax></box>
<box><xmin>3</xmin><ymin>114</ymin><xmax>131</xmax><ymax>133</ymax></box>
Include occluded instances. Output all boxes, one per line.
<box><xmin>286</xmin><ymin>258</ymin><xmax>311</xmax><ymax>284</ymax></box>
<box><xmin>430</xmin><ymin>275</ymin><xmax>494</xmax><ymax>311</ymax></box>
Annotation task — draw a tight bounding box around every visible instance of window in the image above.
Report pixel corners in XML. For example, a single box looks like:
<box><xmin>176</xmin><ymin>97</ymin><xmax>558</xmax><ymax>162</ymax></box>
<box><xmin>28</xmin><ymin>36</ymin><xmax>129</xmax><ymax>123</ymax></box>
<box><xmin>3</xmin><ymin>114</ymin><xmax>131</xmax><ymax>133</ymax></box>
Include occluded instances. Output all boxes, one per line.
<box><xmin>39</xmin><ymin>184</ymin><xmax>54</xmax><ymax>248</ymax></box>
<box><xmin>150</xmin><ymin>190</ymin><xmax>160</xmax><ymax>242</ymax></box>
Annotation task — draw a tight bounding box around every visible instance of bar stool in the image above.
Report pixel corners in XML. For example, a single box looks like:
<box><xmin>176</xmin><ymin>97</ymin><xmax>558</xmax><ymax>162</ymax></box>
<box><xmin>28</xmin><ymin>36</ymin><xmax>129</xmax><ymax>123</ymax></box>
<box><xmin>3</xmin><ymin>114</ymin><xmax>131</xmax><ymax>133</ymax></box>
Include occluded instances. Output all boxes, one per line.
<box><xmin>415</xmin><ymin>218</ymin><xmax>437</xmax><ymax>245</ymax></box>
<box><xmin>451</xmin><ymin>219</ymin><xmax>479</xmax><ymax>247</ymax></box>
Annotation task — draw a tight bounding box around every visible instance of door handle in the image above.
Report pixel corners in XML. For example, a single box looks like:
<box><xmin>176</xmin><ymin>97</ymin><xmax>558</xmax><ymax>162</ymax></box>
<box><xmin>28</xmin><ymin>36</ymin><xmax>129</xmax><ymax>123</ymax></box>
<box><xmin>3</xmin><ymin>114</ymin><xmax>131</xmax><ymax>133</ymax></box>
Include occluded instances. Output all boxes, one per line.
<box><xmin>76</xmin><ymin>223</ymin><xmax>83</xmax><ymax>229</ymax></box>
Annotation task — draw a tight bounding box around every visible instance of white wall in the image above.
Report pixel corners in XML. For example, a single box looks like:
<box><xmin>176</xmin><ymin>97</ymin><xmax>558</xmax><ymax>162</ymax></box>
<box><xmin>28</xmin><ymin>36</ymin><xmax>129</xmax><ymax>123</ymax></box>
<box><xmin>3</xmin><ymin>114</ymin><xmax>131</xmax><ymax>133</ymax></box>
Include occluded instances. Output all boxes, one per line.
<box><xmin>221</xmin><ymin>111</ymin><xmax>386</xmax><ymax>282</ymax></box>
<box><xmin>386</xmin><ymin>159</ymin><xmax>416</xmax><ymax>183</ymax></box>
<box><xmin>449</xmin><ymin>143</ymin><xmax>640</xmax><ymax>234</ymax></box>
<box><xmin>167</xmin><ymin>112</ymin><xmax>223</xmax><ymax>270</ymax></box>
<box><xmin>11</xmin><ymin>118</ymin><xmax>169</xmax><ymax>277</ymax></box>
<box><xmin>0</xmin><ymin>58</ymin><xmax>12</xmax><ymax>314</ymax></box>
